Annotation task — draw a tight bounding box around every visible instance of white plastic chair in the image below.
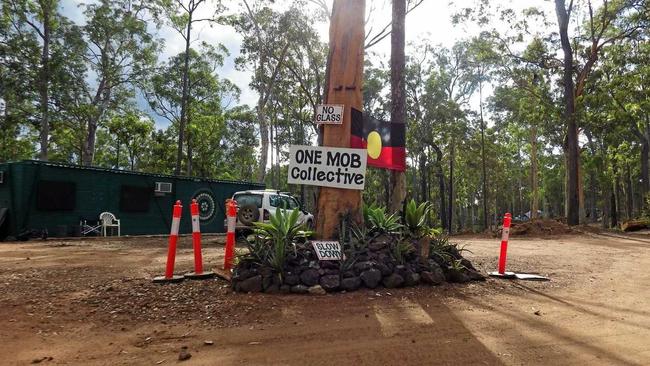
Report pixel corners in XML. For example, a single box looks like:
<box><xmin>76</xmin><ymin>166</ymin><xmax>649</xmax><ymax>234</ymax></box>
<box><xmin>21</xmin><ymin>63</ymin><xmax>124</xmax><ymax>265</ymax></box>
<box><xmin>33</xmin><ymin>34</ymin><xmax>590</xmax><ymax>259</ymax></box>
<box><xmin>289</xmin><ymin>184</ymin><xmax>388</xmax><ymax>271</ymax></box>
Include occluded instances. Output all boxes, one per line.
<box><xmin>99</xmin><ymin>212</ymin><xmax>121</xmax><ymax>237</ymax></box>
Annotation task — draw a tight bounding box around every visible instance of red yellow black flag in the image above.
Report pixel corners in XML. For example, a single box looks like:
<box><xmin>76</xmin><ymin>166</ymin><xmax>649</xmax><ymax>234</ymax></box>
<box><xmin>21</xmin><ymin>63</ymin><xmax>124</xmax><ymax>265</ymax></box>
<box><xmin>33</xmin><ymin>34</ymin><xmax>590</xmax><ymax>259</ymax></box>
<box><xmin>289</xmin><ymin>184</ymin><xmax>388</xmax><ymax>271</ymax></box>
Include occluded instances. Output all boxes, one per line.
<box><xmin>350</xmin><ymin>108</ymin><xmax>406</xmax><ymax>171</ymax></box>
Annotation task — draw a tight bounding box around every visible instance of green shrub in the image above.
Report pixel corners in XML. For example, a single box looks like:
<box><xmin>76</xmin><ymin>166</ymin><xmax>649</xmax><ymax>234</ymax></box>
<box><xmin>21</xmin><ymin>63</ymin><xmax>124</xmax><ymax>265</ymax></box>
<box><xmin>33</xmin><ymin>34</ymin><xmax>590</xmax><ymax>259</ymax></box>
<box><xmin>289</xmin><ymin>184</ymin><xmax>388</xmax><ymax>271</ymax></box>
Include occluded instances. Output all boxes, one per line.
<box><xmin>404</xmin><ymin>199</ymin><xmax>432</xmax><ymax>238</ymax></box>
<box><xmin>363</xmin><ymin>205</ymin><xmax>402</xmax><ymax>234</ymax></box>
<box><xmin>391</xmin><ymin>239</ymin><xmax>415</xmax><ymax>265</ymax></box>
<box><xmin>241</xmin><ymin>208</ymin><xmax>312</xmax><ymax>277</ymax></box>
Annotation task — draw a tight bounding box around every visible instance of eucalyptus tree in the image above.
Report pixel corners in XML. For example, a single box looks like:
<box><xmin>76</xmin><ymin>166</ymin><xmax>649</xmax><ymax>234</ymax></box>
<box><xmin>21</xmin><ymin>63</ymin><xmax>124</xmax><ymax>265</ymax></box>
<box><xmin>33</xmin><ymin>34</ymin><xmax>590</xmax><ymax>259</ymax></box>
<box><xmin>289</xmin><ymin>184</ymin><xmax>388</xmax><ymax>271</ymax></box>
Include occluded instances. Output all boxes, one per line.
<box><xmin>79</xmin><ymin>0</ymin><xmax>163</xmax><ymax>166</ymax></box>
<box><xmin>554</xmin><ymin>0</ymin><xmax>647</xmax><ymax>224</ymax></box>
<box><xmin>4</xmin><ymin>0</ymin><xmax>59</xmax><ymax>160</ymax></box>
<box><xmin>146</xmin><ymin>42</ymin><xmax>239</xmax><ymax>177</ymax></box>
<box><xmin>165</xmin><ymin>0</ymin><xmax>225</xmax><ymax>175</ymax></box>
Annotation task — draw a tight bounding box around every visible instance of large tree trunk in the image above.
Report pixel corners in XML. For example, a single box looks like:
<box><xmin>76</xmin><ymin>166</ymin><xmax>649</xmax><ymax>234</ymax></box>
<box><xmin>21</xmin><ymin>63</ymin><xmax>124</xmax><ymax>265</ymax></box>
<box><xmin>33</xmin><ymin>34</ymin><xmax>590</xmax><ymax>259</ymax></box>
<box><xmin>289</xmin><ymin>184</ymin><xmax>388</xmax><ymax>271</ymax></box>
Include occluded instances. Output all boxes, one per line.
<box><xmin>555</xmin><ymin>0</ymin><xmax>580</xmax><ymax>225</ymax></box>
<box><xmin>641</xmin><ymin>130</ymin><xmax>649</xmax><ymax>209</ymax></box>
<box><xmin>419</xmin><ymin>153</ymin><xmax>427</xmax><ymax>203</ymax></box>
<box><xmin>626</xmin><ymin>164</ymin><xmax>634</xmax><ymax>219</ymax></box>
<box><xmin>175</xmin><ymin>15</ymin><xmax>192</xmax><ymax>176</ymax></box>
<box><xmin>257</xmin><ymin>109</ymin><xmax>269</xmax><ymax>182</ymax></box>
<box><xmin>531</xmin><ymin>125</ymin><xmax>539</xmax><ymax>219</ymax></box>
<box><xmin>83</xmin><ymin>80</ymin><xmax>111</xmax><ymax>165</ymax></box>
<box><xmin>433</xmin><ymin>144</ymin><xmax>447</xmax><ymax>230</ymax></box>
<box><xmin>315</xmin><ymin>0</ymin><xmax>365</xmax><ymax>239</ymax></box>
<box><xmin>479</xmin><ymin>77</ymin><xmax>489</xmax><ymax>229</ymax></box>
<box><xmin>448</xmin><ymin>139</ymin><xmax>455</xmax><ymax>234</ymax></box>
<box><xmin>388</xmin><ymin>0</ymin><xmax>406</xmax><ymax>214</ymax></box>
<box><xmin>38</xmin><ymin>4</ymin><xmax>51</xmax><ymax>161</ymax></box>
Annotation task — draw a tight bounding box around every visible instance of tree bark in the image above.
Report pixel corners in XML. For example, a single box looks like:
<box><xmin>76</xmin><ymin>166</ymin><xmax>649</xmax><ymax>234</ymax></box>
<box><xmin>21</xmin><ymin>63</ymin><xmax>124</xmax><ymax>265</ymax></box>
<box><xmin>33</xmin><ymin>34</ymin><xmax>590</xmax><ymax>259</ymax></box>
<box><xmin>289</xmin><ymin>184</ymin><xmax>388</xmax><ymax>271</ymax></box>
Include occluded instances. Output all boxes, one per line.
<box><xmin>626</xmin><ymin>163</ymin><xmax>634</xmax><ymax>219</ymax></box>
<box><xmin>315</xmin><ymin>0</ymin><xmax>365</xmax><ymax>239</ymax></box>
<box><xmin>388</xmin><ymin>0</ymin><xmax>406</xmax><ymax>214</ymax></box>
<box><xmin>83</xmin><ymin>80</ymin><xmax>111</xmax><ymax>165</ymax></box>
<box><xmin>555</xmin><ymin>0</ymin><xmax>580</xmax><ymax>225</ymax></box>
<box><xmin>38</xmin><ymin>2</ymin><xmax>52</xmax><ymax>161</ymax></box>
<box><xmin>175</xmin><ymin>10</ymin><xmax>193</xmax><ymax>175</ymax></box>
<box><xmin>531</xmin><ymin>125</ymin><xmax>539</xmax><ymax>219</ymax></box>
<box><xmin>448</xmin><ymin>139</ymin><xmax>455</xmax><ymax>234</ymax></box>
<box><xmin>479</xmin><ymin>78</ymin><xmax>489</xmax><ymax>229</ymax></box>
<box><xmin>419</xmin><ymin>153</ymin><xmax>427</xmax><ymax>203</ymax></box>
<box><xmin>432</xmin><ymin>144</ymin><xmax>447</xmax><ymax>230</ymax></box>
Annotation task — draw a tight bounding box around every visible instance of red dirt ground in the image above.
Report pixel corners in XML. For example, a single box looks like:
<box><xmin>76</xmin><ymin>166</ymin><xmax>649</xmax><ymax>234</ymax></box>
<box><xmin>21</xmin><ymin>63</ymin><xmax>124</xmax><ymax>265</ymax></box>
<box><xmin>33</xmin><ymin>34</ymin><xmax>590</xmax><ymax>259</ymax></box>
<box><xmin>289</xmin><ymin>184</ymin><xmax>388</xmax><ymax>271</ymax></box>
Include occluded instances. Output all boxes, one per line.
<box><xmin>1</xmin><ymin>232</ymin><xmax>649</xmax><ymax>365</ymax></box>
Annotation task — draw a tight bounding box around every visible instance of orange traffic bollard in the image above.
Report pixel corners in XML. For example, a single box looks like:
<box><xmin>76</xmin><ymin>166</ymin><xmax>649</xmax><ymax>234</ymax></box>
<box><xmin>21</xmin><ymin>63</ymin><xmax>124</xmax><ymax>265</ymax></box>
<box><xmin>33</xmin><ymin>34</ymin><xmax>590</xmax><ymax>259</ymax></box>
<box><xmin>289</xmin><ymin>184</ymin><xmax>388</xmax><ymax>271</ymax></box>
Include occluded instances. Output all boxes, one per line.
<box><xmin>490</xmin><ymin>213</ymin><xmax>515</xmax><ymax>278</ymax></box>
<box><xmin>223</xmin><ymin>199</ymin><xmax>237</xmax><ymax>271</ymax></box>
<box><xmin>153</xmin><ymin>200</ymin><xmax>185</xmax><ymax>283</ymax></box>
<box><xmin>185</xmin><ymin>199</ymin><xmax>215</xmax><ymax>279</ymax></box>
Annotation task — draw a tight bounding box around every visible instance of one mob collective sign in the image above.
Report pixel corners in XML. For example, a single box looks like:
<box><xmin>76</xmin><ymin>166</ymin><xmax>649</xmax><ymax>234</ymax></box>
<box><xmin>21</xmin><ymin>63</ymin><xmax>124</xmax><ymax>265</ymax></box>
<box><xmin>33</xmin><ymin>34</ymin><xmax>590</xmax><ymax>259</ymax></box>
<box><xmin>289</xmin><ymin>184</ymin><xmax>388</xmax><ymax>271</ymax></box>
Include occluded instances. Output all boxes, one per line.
<box><xmin>288</xmin><ymin>145</ymin><xmax>367</xmax><ymax>190</ymax></box>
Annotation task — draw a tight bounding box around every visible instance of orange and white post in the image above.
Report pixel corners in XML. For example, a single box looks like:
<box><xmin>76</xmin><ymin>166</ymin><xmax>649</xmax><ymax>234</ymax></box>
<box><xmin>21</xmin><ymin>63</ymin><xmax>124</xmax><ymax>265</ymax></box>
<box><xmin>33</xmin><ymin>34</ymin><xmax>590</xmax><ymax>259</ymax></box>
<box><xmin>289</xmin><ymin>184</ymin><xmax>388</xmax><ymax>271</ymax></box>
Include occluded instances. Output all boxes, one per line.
<box><xmin>490</xmin><ymin>213</ymin><xmax>515</xmax><ymax>278</ymax></box>
<box><xmin>185</xmin><ymin>199</ymin><xmax>215</xmax><ymax>279</ymax></box>
<box><xmin>223</xmin><ymin>199</ymin><xmax>237</xmax><ymax>271</ymax></box>
<box><xmin>153</xmin><ymin>200</ymin><xmax>185</xmax><ymax>283</ymax></box>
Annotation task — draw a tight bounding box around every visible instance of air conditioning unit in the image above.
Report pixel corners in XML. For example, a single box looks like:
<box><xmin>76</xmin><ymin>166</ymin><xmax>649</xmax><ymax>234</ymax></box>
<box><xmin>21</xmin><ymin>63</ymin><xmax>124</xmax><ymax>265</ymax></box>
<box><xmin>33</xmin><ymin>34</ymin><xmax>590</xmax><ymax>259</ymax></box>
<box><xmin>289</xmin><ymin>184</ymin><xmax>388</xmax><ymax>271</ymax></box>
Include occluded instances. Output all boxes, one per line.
<box><xmin>0</xmin><ymin>171</ymin><xmax>4</xmax><ymax>184</ymax></box>
<box><xmin>154</xmin><ymin>182</ymin><xmax>172</xmax><ymax>194</ymax></box>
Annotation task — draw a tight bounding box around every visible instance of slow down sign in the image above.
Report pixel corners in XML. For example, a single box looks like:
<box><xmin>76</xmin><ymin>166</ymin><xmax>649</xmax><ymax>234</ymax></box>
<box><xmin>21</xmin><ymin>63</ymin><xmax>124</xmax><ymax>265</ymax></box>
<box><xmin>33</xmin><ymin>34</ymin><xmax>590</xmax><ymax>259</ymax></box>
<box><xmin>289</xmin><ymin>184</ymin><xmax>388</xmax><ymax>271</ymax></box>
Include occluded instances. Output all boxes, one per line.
<box><xmin>312</xmin><ymin>241</ymin><xmax>343</xmax><ymax>260</ymax></box>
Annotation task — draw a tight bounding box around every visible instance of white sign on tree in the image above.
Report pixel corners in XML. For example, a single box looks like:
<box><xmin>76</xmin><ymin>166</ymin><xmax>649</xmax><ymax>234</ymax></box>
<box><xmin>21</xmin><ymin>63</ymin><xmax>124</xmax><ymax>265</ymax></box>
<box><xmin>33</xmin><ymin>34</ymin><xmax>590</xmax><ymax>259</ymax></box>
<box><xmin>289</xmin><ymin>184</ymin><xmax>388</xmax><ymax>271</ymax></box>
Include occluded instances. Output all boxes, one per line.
<box><xmin>288</xmin><ymin>145</ymin><xmax>367</xmax><ymax>190</ymax></box>
<box><xmin>314</xmin><ymin>104</ymin><xmax>344</xmax><ymax>124</ymax></box>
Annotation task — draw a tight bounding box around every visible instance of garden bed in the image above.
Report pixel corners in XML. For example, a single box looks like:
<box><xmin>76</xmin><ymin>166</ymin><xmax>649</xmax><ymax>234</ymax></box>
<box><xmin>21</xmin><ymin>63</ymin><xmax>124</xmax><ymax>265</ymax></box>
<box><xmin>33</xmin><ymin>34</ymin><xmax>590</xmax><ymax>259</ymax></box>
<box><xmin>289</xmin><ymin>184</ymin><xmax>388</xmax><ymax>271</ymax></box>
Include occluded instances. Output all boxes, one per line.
<box><xmin>232</xmin><ymin>202</ymin><xmax>485</xmax><ymax>294</ymax></box>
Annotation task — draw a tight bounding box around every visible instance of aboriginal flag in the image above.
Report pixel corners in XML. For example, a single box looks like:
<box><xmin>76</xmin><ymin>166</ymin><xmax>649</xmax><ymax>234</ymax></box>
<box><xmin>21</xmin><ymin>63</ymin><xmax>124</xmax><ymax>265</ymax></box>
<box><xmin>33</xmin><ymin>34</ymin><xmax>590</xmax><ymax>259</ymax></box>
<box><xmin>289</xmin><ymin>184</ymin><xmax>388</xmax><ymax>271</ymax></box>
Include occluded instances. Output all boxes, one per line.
<box><xmin>350</xmin><ymin>108</ymin><xmax>406</xmax><ymax>171</ymax></box>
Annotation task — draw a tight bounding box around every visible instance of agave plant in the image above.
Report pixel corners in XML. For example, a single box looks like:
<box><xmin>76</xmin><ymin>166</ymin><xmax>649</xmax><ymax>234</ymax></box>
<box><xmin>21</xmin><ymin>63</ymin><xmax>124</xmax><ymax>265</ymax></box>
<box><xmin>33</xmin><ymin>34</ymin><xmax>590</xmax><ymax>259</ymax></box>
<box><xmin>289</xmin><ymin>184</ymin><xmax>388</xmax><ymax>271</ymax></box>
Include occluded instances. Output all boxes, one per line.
<box><xmin>404</xmin><ymin>199</ymin><xmax>432</xmax><ymax>238</ymax></box>
<box><xmin>363</xmin><ymin>205</ymin><xmax>402</xmax><ymax>234</ymax></box>
<box><xmin>391</xmin><ymin>239</ymin><xmax>415</xmax><ymax>265</ymax></box>
<box><xmin>248</xmin><ymin>208</ymin><xmax>313</xmax><ymax>276</ymax></box>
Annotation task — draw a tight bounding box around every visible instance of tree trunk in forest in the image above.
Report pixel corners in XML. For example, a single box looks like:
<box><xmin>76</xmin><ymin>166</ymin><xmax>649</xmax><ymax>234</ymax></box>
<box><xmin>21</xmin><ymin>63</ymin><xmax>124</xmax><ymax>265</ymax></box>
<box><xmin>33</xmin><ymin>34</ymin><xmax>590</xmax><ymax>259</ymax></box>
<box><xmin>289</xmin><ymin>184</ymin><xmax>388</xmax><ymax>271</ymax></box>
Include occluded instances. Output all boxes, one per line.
<box><xmin>641</xmin><ymin>127</ymin><xmax>649</xmax><ymax>209</ymax></box>
<box><xmin>419</xmin><ymin>153</ymin><xmax>427</xmax><ymax>203</ymax></box>
<box><xmin>626</xmin><ymin>164</ymin><xmax>634</xmax><ymax>219</ymax></box>
<box><xmin>578</xmin><ymin>158</ymin><xmax>586</xmax><ymax>223</ymax></box>
<box><xmin>83</xmin><ymin>81</ymin><xmax>111</xmax><ymax>166</ymax></box>
<box><xmin>388</xmin><ymin>0</ymin><xmax>406</xmax><ymax>214</ymax></box>
<box><xmin>555</xmin><ymin>0</ymin><xmax>580</xmax><ymax>225</ymax></box>
<box><xmin>611</xmin><ymin>185</ymin><xmax>618</xmax><ymax>228</ymax></box>
<box><xmin>316</xmin><ymin>0</ymin><xmax>365</xmax><ymax>239</ymax></box>
<box><xmin>479</xmin><ymin>78</ymin><xmax>489</xmax><ymax>229</ymax></box>
<box><xmin>614</xmin><ymin>165</ymin><xmax>622</xmax><ymax>226</ymax></box>
<box><xmin>257</xmin><ymin>109</ymin><xmax>269</xmax><ymax>182</ymax></box>
<box><xmin>38</xmin><ymin>4</ymin><xmax>51</xmax><ymax>161</ymax></box>
<box><xmin>433</xmin><ymin>144</ymin><xmax>447</xmax><ymax>230</ymax></box>
<box><xmin>589</xmin><ymin>171</ymin><xmax>598</xmax><ymax>222</ymax></box>
<box><xmin>602</xmin><ymin>180</ymin><xmax>611</xmax><ymax>228</ymax></box>
<box><xmin>531</xmin><ymin>125</ymin><xmax>539</xmax><ymax>220</ymax></box>
<box><xmin>175</xmin><ymin>14</ymin><xmax>192</xmax><ymax>175</ymax></box>
<box><xmin>448</xmin><ymin>140</ymin><xmax>455</xmax><ymax>234</ymax></box>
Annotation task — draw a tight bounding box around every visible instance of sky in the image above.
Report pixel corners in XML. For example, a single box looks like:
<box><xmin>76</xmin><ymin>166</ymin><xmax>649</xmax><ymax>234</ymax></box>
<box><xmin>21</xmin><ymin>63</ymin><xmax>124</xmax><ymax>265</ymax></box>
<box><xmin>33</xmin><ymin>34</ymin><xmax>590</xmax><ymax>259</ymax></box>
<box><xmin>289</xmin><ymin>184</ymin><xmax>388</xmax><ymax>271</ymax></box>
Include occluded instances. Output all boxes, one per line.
<box><xmin>57</xmin><ymin>0</ymin><xmax>559</xmax><ymax>128</ymax></box>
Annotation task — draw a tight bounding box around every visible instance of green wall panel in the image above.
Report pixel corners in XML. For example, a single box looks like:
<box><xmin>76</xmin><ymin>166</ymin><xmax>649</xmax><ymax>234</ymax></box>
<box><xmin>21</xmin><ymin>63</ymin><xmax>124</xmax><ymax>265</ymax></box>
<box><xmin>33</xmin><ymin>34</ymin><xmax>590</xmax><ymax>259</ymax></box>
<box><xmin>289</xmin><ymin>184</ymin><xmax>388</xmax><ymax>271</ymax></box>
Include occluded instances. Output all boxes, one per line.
<box><xmin>0</xmin><ymin>160</ymin><xmax>264</xmax><ymax>238</ymax></box>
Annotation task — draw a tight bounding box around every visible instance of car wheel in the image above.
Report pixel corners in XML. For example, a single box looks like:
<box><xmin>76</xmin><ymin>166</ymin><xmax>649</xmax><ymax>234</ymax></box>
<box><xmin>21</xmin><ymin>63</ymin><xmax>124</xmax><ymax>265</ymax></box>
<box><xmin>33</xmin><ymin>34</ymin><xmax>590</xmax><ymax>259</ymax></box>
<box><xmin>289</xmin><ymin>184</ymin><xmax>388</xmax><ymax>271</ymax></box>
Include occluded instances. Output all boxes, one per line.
<box><xmin>238</xmin><ymin>204</ymin><xmax>260</xmax><ymax>226</ymax></box>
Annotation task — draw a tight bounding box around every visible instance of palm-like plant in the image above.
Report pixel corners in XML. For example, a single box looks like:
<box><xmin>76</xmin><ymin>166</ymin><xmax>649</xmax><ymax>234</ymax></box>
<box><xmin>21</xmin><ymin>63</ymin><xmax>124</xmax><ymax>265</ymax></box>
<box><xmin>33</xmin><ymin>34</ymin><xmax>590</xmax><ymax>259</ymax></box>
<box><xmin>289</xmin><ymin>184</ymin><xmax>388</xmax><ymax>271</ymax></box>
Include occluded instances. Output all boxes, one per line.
<box><xmin>249</xmin><ymin>208</ymin><xmax>313</xmax><ymax>276</ymax></box>
<box><xmin>364</xmin><ymin>205</ymin><xmax>402</xmax><ymax>234</ymax></box>
<box><xmin>404</xmin><ymin>199</ymin><xmax>432</xmax><ymax>238</ymax></box>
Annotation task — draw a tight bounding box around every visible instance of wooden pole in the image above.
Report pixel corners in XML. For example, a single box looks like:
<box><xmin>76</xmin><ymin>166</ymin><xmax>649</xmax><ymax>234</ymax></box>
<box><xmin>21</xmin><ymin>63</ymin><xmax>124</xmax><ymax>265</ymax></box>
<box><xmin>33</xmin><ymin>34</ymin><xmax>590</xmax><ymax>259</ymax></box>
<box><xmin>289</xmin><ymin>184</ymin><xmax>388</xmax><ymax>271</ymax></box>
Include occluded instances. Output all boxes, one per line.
<box><xmin>316</xmin><ymin>0</ymin><xmax>365</xmax><ymax>239</ymax></box>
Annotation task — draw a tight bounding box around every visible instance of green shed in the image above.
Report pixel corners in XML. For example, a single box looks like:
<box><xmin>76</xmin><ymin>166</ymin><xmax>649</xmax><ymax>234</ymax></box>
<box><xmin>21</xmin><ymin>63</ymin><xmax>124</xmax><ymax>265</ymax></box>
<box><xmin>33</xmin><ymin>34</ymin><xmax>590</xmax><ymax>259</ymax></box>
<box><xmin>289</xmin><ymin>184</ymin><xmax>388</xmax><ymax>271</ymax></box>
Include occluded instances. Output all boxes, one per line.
<box><xmin>0</xmin><ymin>160</ymin><xmax>264</xmax><ymax>240</ymax></box>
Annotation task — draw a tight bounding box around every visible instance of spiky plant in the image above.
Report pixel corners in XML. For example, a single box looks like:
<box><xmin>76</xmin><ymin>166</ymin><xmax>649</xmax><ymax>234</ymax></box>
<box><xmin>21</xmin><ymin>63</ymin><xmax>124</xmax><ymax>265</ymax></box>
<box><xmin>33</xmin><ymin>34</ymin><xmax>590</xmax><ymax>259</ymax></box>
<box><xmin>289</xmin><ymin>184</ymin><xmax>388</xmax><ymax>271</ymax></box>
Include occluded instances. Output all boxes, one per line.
<box><xmin>404</xmin><ymin>199</ymin><xmax>432</xmax><ymax>238</ymax></box>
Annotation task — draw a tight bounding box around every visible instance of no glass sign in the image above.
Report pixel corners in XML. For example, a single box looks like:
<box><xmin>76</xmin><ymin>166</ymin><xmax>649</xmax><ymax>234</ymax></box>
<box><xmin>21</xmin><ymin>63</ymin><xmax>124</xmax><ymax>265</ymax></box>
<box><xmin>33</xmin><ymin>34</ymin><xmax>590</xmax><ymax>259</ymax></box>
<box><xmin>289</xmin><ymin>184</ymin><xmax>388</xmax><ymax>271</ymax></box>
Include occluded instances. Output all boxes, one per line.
<box><xmin>314</xmin><ymin>104</ymin><xmax>344</xmax><ymax>124</ymax></box>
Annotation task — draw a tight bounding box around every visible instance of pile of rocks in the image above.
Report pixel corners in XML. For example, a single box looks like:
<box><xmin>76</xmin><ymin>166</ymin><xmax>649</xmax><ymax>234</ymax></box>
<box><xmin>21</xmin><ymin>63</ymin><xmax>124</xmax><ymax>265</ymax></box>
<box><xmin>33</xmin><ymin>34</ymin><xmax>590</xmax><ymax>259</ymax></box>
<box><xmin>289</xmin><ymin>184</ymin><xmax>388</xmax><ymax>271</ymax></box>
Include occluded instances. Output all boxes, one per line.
<box><xmin>232</xmin><ymin>235</ymin><xmax>485</xmax><ymax>294</ymax></box>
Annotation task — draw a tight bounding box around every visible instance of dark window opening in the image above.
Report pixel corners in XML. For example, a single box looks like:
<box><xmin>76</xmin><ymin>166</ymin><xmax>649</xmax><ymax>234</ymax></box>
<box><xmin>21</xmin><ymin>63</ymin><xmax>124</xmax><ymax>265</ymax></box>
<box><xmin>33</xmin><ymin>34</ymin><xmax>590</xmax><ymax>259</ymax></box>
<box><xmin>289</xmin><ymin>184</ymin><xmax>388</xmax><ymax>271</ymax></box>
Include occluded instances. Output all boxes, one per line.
<box><xmin>120</xmin><ymin>185</ymin><xmax>152</xmax><ymax>212</ymax></box>
<box><xmin>37</xmin><ymin>180</ymin><xmax>76</xmax><ymax>211</ymax></box>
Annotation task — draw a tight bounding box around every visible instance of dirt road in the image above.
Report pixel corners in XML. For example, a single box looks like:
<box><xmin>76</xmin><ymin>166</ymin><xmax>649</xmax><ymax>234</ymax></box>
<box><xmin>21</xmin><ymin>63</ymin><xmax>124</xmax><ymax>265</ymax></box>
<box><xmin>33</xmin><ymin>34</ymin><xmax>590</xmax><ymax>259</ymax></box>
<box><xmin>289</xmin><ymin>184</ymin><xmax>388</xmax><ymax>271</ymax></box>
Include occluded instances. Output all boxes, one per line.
<box><xmin>1</xmin><ymin>233</ymin><xmax>649</xmax><ymax>365</ymax></box>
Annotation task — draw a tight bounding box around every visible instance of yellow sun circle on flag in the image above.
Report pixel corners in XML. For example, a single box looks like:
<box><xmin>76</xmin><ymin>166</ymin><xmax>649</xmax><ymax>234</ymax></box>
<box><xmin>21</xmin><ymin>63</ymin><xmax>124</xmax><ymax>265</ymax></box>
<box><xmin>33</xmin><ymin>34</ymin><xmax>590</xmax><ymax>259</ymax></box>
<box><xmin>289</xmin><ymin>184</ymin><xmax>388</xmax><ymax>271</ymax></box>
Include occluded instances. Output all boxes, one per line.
<box><xmin>367</xmin><ymin>131</ymin><xmax>382</xmax><ymax>159</ymax></box>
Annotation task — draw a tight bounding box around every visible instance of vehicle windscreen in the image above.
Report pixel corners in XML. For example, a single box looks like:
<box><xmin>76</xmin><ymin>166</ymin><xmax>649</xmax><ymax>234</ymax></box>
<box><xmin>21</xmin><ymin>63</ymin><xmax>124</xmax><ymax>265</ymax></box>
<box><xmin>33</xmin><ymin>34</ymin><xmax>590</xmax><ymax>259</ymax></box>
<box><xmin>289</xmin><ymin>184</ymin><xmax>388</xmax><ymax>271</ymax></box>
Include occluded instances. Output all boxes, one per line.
<box><xmin>234</xmin><ymin>193</ymin><xmax>263</xmax><ymax>208</ymax></box>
